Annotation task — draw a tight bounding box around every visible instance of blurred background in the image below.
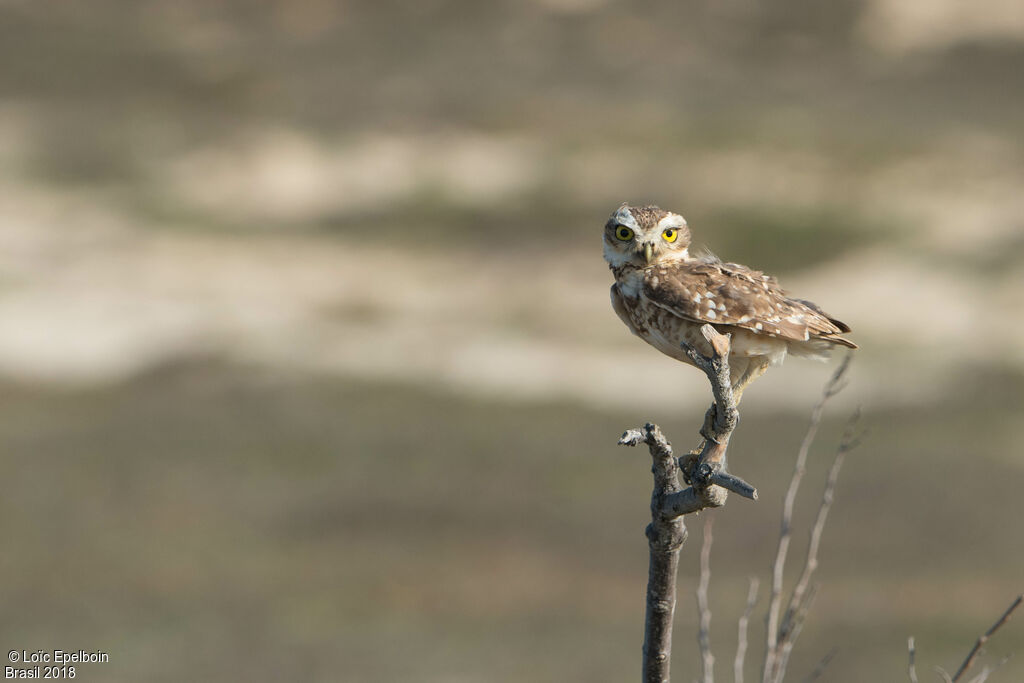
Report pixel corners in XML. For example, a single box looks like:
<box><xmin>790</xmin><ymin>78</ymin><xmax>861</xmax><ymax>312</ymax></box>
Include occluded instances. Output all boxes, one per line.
<box><xmin>1</xmin><ymin>1</ymin><xmax>1022</xmax><ymax>681</ymax></box>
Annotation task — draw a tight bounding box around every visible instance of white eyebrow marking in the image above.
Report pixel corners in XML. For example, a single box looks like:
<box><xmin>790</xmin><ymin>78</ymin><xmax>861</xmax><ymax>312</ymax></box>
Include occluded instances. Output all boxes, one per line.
<box><xmin>656</xmin><ymin>213</ymin><xmax>687</xmax><ymax>230</ymax></box>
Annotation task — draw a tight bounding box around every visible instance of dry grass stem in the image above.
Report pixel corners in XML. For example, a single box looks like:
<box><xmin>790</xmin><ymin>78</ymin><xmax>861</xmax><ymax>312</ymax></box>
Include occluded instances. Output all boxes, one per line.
<box><xmin>909</xmin><ymin>636</ymin><xmax>919</xmax><ymax>683</ymax></box>
<box><xmin>800</xmin><ymin>646</ymin><xmax>837</xmax><ymax>683</ymax></box>
<box><xmin>778</xmin><ymin>408</ymin><xmax>863</xmax><ymax>661</ymax></box>
<box><xmin>762</xmin><ymin>355</ymin><xmax>852</xmax><ymax>683</ymax></box>
<box><xmin>735</xmin><ymin>577</ymin><xmax>759</xmax><ymax>683</ymax></box>
<box><xmin>951</xmin><ymin>595</ymin><xmax>1022</xmax><ymax>682</ymax></box>
<box><xmin>698</xmin><ymin>517</ymin><xmax>715</xmax><ymax>683</ymax></box>
<box><xmin>966</xmin><ymin>667</ymin><xmax>992</xmax><ymax>683</ymax></box>
<box><xmin>774</xmin><ymin>583</ymin><xmax>819</xmax><ymax>679</ymax></box>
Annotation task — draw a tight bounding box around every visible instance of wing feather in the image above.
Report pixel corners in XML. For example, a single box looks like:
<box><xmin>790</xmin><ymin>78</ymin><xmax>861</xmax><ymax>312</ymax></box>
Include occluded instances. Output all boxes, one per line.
<box><xmin>643</xmin><ymin>261</ymin><xmax>856</xmax><ymax>348</ymax></box>
<box><xmin>610</xmin><ymin>284</ymin><xmax>639</xmax><ymax>337</ymax></box>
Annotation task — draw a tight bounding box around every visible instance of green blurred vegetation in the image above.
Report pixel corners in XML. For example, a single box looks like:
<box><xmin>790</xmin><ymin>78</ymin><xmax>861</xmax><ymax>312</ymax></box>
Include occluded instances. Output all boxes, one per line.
<box><xmin>1</xmin><ymin>362</ymin><xmax>1021</xmax><ymax>681</ymax></box>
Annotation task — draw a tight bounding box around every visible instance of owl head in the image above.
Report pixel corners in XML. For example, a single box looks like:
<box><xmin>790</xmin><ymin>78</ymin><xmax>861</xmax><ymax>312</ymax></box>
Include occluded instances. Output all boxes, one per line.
<box><xmin>603</xmin><ymin>203</ymin><xmax>690</xmax><ymax>269</ymax></box>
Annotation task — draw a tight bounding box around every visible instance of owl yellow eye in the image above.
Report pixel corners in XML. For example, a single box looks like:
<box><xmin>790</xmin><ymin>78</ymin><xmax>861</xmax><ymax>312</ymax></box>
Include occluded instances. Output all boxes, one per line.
<box><xmin>615</xmin><ymin>225</ymin><xmax>634</xmax><ymax>241</ymax></box>
<box><xmin>662</xmin><ymin>228</ymin><xmax>678</xmax><ymax>243</ymax></box>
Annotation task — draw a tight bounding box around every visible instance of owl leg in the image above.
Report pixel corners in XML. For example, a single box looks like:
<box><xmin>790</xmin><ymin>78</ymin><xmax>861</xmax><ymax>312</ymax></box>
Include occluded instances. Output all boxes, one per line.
<box><xmin>730</xmin><ymin>356</ymin><xmax>771</xmax><ymax>405</ymax></box>
<box><xmin>682</xmin><ymin>357</ymin><xmax>764</xmax><ymax>484</ymax></box>
<box><xmin>728</xmin><ymin>357</ymin><xmax>750</xmax><ymax>389</ymax></box>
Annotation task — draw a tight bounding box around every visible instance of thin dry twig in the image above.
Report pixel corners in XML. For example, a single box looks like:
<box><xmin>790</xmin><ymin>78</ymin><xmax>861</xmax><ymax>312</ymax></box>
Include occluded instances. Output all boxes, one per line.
<box><xmin>951</xmin><ymin>595</ymin><xmax>1022</xmax><ymax>682</ymax></box>
<box><xmin>936</xmin><ymin>666</ymin><xmax>954</xmax><ymax>683</ymax></box>
<box><xmin>800</xmin><ymin>646</ymin><xmax>838</xmax><ymax>683</ymax></box>
<box><xmin>965</xmin><ymin>667</ymin><xmax>992</xmax><ymax>683</ymax></box>
<box><xmin>974</xmin><ymin>654</ymin><xmax>1012</xmax><ymax>683</ymax></box>
<box><xmin>776</xmin><ymin>409</ymin><xmax>863</xmax><ymax>672</ymax></box>
<box><xmin>909</xmin><ymin>636</ymin><xmax>919</xmax><ymax>683</ymax></box>
<box><xmin>774</xmin><ymin>583</ymin><xmax>819</xmax><ymax>679</ymax></box>
<box><xmin>735</xmin><ymin>577</ymin><xmax>759</xmax><ymax>683</ymax></box>
<box><xmin>698</xmin><ymin>517</ymin><xmax>715</xmax><ymax>683</ymax></box>
<box><xmin>762</xmin><ymin>355</ymin><xmax>852</xmax><ymax>683</ymax></box>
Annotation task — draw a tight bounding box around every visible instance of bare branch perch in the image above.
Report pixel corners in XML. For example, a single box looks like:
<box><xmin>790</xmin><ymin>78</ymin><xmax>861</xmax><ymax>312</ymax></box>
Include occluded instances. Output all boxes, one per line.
<box><xmin>618</xmin><ymin>325</ymin><xmax>760</xmax><ymax>683</ymax></box>
<box><xmin>951</xmin><ymin>595</ymin><xmax>1022</xmax><ymax>682</ymax></box>
<box><xmin>619</xmin><ymin>421</ymin><xmax>686</xmax><ymax>683</ymax></box>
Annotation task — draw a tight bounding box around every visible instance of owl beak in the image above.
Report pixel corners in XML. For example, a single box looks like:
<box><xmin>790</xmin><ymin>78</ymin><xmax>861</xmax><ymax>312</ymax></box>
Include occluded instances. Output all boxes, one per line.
<box><xmin>643</xmin><ymin>243</ymin><xmax>653</xmax><ymax>264</ymax></box>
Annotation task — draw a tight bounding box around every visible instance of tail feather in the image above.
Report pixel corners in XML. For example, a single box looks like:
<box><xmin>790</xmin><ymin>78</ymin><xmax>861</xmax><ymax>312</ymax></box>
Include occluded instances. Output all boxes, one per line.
<box><xmin>794</xmin><ymin>298</ymin><xmax>852</xmax><ymax>334</ymax></box>
<box><xmin>828</xmin><ymin>318</ymin><xmax>852</xmax><ymax>334</ymax></box>
<box><xmin>826</xmin><ymin>335</ymin><xmax>858</xmax><ymax>349</ymax></box>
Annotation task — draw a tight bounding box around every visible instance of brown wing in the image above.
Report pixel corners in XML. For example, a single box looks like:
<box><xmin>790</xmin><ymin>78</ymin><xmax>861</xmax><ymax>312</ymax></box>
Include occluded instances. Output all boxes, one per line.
<box><xmin>610</xmin><ymin>284</ymin><xmax>639</xmax><ymax>336</ymax></box>
<box><xmin>643</xmin><ymin>260</ymin><xmax>856</xmax><ymax>347</ymax></box>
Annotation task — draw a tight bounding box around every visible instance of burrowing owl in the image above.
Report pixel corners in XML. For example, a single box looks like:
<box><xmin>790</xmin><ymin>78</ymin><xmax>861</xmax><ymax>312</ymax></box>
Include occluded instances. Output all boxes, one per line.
<box><xmin>605</xmin><ymin>204</ymin><xmax>855</xmax><ymax>400</ymax></box>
